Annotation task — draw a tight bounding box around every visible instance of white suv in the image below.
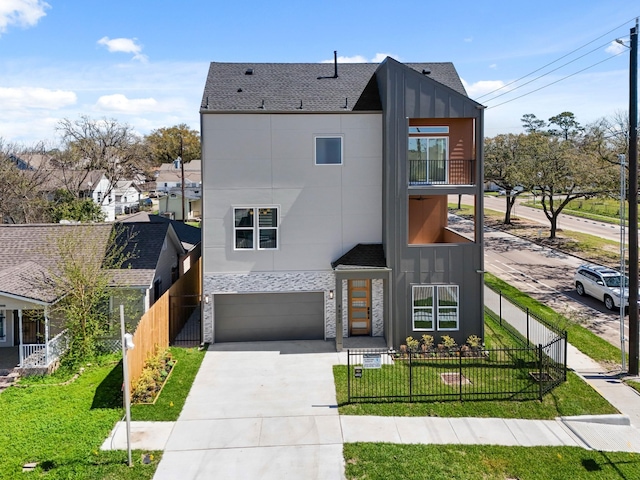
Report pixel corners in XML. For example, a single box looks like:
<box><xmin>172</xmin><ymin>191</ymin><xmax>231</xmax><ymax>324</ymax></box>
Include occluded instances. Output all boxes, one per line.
<box><xmin>574</xmin><ymin>265</ymin><xmax>630</xmax><ymax>310</ymax></box>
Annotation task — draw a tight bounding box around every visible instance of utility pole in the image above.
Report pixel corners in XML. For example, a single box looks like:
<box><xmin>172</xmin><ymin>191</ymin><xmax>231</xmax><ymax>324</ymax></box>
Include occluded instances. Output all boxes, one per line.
<box><xmin>628</xmin><ymin>18</ymin><xmax>639</xmax><ymax>375</ymax></box>
<box><xmin>180</xmin><ymin>136</ymin><xmax>186</xmax><ymax>223</ymax></box>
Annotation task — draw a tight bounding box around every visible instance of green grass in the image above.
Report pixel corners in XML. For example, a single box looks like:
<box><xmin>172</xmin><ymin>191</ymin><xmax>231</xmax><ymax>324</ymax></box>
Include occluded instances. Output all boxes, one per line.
<box><xmin>131</xmin><ymin>346</ymin><xmax>205</xmax><ymax>421</ymax></box>
<box><xmin>335</xmin><ymin>314</ymin><xmax>617</xmax><ymax>419</ymax></box>
<box><xmin>344</xmin><ymin>443</ymin><xmax>640</xmax><ymax>480</ymax></box>
<box><xmin>485</xmin><ymin>272</ymin><xmax>627</xmax><ymax>366</ymax></box>
<box><xmin>0</xmin><ymin>346</ymin><xmax>204</xmax><ymax>479</ymax></box>
<box><xmin>522</xmin><ymin>196</ymin><xmax>637</xmax><ymax>225</ymax></box>
<box><xmin>0</xmin><ymin>355</ymin><xmax>161</xmax><ymax>479</ymax></box>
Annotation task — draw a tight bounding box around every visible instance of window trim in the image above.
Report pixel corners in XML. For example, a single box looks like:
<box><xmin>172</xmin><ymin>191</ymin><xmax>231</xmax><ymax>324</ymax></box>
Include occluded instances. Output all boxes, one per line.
<box><xmin>233</xmin><ymin>206</ymin><xmax>279</xmax><ymax>251</ymax></box>
<box><xmin>412</xmin><ymin>284</ymin><xmax>459</xmax><ymax>332</ymax></box>
<box><xmin>314</xmin><ymin>135</ymin><xmax>344</xmax><ymax>165</ymax></box>
<box><xmin>0</xmin><ymin>310</ymin><xmax>5</xmax><ymax>342</ymax></box>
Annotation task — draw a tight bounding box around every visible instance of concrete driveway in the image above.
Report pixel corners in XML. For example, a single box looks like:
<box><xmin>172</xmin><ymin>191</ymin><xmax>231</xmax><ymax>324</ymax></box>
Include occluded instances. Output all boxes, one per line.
<box><xmin>153</xmin><ymin>341</ymin><xmax>346</xmax><ymax>480</ymax></box>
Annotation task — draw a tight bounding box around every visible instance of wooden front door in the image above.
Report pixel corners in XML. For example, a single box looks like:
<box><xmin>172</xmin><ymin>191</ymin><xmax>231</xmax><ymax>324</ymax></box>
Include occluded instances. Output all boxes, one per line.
<box><xmin>348</xmin><ymin>279</ymin><xmax>371</xmax><ymax>336</ymax></box>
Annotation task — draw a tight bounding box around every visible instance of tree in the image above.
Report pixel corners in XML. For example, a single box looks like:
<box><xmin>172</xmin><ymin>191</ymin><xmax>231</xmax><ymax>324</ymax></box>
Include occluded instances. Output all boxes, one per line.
<box><xmin>144</xmin><ymin>124</ymin><xmax>201</xmax><ymax>166</ymax></box>
<box><xmin>48</xmin><ymin>189</ymin><xmax>106</xmax><ymax>223</ymax></box>
<box><xmin>47</xmin><ymin>224</ymin><xmax>136</xmax><ymax>365</ymax></box>
<box><xmin>521</xmin><ymin>131</ymin><xmax>617</xmax><ymax>238</ymax></box>
<box><xmin>521</xmin><ymin>113</ymin><xmax>547</xmax><ymax>134</ymax></box>
<box><xmin>0</xmin><ymin>141</ymin><xmax>54</xmax><ymax>223</ymax></box>
<box><xmin>55</xmin><ymin>116</ymin><xmax>149</xmax><ymax>199</ymax></box>
<box><xmin>484</xmin><ymin>133</ymin><xmax>528</xmax><ymax>224</ymax></box>
<box><xmin>547</xmin><ymin>111</ymin><xmax>584</xmax><ymax>140</ymax></box>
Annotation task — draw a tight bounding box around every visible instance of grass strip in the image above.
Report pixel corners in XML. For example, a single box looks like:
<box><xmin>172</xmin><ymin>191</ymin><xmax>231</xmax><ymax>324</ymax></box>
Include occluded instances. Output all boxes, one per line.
<box><xmin>484</xmin><ymin>273</ymin><xmax>626</xmax><ymax>366</ymax></box>
<box><xmin>344</xmin><ymin>443</ymin><xmax>640</xmax><ymax>480</ymax></box>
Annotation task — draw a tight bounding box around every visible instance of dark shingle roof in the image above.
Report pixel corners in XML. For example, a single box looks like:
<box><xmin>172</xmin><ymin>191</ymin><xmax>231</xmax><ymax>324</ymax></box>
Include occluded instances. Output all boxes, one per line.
<box><xmin>122</xmin><ymin>212</ymin><xmax>201</xmax><ymax>251</ymax></box>
<box><xmin>332</xmin><ymin>244</ymin><xmax>387</xmax><ymax>269</ymax></box>
<box><xmin>201</xmin><ymin>60</ymin><xmax>466</xmax><ymax>112</ymax></box>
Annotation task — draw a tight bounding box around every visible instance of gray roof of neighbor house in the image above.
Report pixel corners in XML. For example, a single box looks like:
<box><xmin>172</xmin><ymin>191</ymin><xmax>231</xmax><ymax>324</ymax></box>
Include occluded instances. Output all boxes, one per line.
<box><xmin>200</xmin><ymin>60</ymin><xmax>467</xmax><ymax>112</ymax></box>
<box><xmin>0</xmin><ymin>223</ymin><xmax>113</xmax><ymax>303</ymax></box>
<box><xmin>0</xmin><ymin>221</ymin><xmax>185</xmax><ymax>304</ymax></box>
<box><xmin>122</xmin><ymin>212</ymin><xmax>201</xmax><ymax>251</ymax></box>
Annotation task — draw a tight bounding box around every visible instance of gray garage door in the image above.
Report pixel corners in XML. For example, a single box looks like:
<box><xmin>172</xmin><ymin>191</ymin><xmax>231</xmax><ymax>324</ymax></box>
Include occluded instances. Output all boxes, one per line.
<box><xmin>214</xmin><ymin>292</ymin><xmax>324</xmax><ymax>342</ymax></box>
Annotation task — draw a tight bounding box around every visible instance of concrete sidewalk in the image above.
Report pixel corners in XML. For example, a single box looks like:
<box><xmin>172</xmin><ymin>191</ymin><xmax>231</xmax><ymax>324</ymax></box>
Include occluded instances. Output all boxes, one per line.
<box><xmin>101</xmin><ymin>340</ymin><xmax>640</xmax><ymax>479</ymax></box>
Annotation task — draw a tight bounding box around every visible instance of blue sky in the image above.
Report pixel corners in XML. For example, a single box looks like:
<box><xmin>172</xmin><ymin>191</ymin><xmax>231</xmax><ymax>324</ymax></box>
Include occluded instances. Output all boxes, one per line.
<box><xmin>1</xmin><ymin>0</ymin><xmax>638</xmax><ymax>145</ymax></box>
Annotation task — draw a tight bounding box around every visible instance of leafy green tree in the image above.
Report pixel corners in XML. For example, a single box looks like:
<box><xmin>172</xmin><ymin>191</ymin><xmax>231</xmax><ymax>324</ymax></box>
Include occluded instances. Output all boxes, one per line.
<box><xmin>521</xmin><ymin>113</ymin><xmax>547</xmax><ymax>134</ymax></box>
<box><xmin>144</xmin><ymin>124</ymin><xmax>201</xmax><ymax>166</ymax></box>
<box><xmin>47</xmin><ymin>224</ymin><xmax>136</xmax><ymax>366</ymax></box>
<box><xmin>49</xmin><ymin>189</ymin><xmax>106</xmax><ymax>223</ymax></box>
<box><xmin>484</xmin><ymin>133</ymin><xmax>529</xmax><ymax>224</ymax></box>
<box><xmin>548</xmin><ymin>111</ymin><xmax>584</xmax><ymax>140</ymax></box>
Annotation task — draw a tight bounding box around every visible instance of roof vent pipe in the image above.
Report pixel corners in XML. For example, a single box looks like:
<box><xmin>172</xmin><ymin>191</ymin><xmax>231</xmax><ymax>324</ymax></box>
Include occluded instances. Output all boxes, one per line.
<box><xmin>334</xmin><ymin>50</ymin><xmax>338</xmax><ymax>78</ymax></box>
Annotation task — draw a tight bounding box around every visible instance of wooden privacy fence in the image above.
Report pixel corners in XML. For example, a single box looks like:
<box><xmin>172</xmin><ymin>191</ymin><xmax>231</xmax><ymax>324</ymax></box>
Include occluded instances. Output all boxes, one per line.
<box><xmin>126</xmin><ymin>258</ymin><xmax>202</xmax><ymax>391</ymax></box>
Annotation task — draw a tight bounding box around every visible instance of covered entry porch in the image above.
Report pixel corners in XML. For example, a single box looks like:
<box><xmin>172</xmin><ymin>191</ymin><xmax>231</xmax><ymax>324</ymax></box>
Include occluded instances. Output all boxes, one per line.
<box><xmin>332</xmin><ymin>244</ymin><xmax>393</xmax><ymax>351</ymax></box>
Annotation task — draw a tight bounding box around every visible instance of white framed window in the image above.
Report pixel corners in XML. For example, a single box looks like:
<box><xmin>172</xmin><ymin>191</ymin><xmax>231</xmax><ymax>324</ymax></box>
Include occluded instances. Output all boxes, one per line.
<box><xmin>412</xmin><ymin>285</ymin><xmax>459</xmax><ymax>331</ymax></box>
<box><xmin>234</xmin><ymin>206</ymin><xmax>279</xmax><ymax>250</ymax></box>
<box><xmin>315</xmin><ymin>135</ymin><xmax>343</xmax><ymax>165</ymax></box>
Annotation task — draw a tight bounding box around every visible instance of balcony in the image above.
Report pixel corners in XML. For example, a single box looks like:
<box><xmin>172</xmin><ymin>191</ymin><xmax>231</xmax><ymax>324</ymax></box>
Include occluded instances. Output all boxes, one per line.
<box><xmin>409</xmin><ymin>159</ymin><xmax>476</xmax><ymax>186</ymax></box>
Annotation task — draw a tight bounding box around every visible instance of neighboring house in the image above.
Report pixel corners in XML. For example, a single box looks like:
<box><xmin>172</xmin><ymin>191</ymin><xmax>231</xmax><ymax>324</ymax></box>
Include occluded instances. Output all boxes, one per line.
<box><xmin>158</xmin><ymin>190</ymin><xmax>202</xmax><ymax>221</ymax></box>
<box><xmin>199</xmin><ymin>58</ymin><xmax>484</xmax><ymax>349</ymax></box>
<box><xmin>156</xmin><ymin>159</ymin><xmax>202</xmax><ymax>193</ymax></box>
<box><xmin>0</xmin><ymin>221</ymin><xmax>186</xmax><ymax>371</ymax></box>
<box><xmin>113</xmin><ymin>180</ymin><xmax>142</xmax><ymax>215</ymax></box>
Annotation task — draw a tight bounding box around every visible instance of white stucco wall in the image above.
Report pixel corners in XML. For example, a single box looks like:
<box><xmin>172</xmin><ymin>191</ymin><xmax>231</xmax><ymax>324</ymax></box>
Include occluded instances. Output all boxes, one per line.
<box><xmin>201</xmin><ymin>112</ymin><xmax>383</xmax><ymax>275</ymax></box>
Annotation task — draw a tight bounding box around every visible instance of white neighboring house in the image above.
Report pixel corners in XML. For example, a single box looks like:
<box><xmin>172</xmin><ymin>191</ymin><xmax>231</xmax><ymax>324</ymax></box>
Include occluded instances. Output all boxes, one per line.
<box><xmin>156</xmin><ymin>159</ymin><xmax>201</xmax><ymax>193</ymax></box>
<box><xmin>113</xmin><ymin>180</ymin><xmax>142</xmax><ymax>215</ymax></box>
<box><xmin>158</xmin><ymin>188</ymin><xmax>202</xmax><ymax>221</ymax></box>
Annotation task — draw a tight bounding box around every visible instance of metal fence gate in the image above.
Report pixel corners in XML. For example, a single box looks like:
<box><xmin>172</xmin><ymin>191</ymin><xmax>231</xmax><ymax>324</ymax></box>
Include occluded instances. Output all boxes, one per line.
<box><xmin>169</xmin><ymin>294</ymin><xmax>201</xmax><ymax>347</ymax></box>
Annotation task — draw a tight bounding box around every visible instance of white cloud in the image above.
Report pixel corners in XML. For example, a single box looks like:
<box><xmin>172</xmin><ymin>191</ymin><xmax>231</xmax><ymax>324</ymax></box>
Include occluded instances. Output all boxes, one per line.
<box><xmin>97</xmin><ymin>36</ymin><xmax>148</xmax><ymax>62</ymax></box>
<box><xmin>462</xmin><ymin>79</ymin><xmax>507</xmax><ymax>98</ymax></box>
<box><xmin>0</xmin><ymin>0</ymin><xmax>49</xmax><ymax>35</ymax></box>
<box><xmin>605</xmin><ymin>40</ymin><xmax>628</xmax><ymax>55</ymax></box>
<box><xmin>0</xmin><ymin>86</ymin><xmax>76</xmax><ymax>109</ymax></box>
<box><xmin>464</xmin><ymin>37</ymin><xmax>473</xmax><ymax>43</ymax></box>
<box><xmin>95</xmin><ymin>94</ymin><xmax>158</xmax><ymax>114</ymax></box>
<box><xmin>322</xmin><ymin>53</ymin><xmax>399</xmax><ymax>63</ymax></box>
<box><xmin>489</xmin><ymin>64</ymin><xmax>497</xmax><ymax>69</ymax></box>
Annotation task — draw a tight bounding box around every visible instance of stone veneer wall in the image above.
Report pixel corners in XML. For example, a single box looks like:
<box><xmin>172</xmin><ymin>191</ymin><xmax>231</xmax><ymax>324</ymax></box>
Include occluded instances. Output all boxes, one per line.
<box><xmin>202</xmin><ymin>271</ymin><xmax>335</xmax><ymax>343</ymax></box>
<box><xmin>341</xmin><ymin>278</ymin><xmax>384</xmax><ymax>338</ymax></box>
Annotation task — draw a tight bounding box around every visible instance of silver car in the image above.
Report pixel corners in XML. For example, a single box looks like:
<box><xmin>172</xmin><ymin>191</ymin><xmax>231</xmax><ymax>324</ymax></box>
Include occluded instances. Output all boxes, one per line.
<box><xmin>574</xmin><ymin>264</ymin><xmax>631</xmax><ymax>310</ymax></box>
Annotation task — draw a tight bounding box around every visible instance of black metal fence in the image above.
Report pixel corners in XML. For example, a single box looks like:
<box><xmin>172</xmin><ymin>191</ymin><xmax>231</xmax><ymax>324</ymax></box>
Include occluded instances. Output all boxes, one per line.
<box><xmin>346</xmin><ymin>286</ymin><xmax>567</xmax><ymax>403</ymax></box>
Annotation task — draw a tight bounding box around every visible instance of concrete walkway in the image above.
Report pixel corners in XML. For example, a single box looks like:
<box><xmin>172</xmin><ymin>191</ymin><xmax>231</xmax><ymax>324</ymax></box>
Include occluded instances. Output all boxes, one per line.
<box><xmin>102</xmin><ymin>340</ymin><xmax>640</xmax><ymax>479</ymax></box>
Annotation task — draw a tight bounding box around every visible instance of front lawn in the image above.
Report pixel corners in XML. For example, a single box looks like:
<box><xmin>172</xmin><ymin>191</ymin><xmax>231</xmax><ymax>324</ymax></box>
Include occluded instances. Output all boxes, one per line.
<box><xmin>0</xmin><ymin>356</ymin><xmax>160</xmax><ymax>479</ymax></box>
<box><xmin>344</xmin><ymin>443</ymin><xmax>640</xmax><ymax>480</ymax></box>
<box><xmin>0</xmin><ymin>346</ymin><xmax>205</xmax><ymax>479</ymax></box>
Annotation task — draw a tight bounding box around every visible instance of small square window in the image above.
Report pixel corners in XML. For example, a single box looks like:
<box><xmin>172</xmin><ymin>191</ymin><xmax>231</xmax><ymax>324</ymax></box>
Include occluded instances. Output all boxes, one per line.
<box><xmin>315</xmin><ymin>136</ymin><xmax>343</xmax><ymax>165</ymax></box>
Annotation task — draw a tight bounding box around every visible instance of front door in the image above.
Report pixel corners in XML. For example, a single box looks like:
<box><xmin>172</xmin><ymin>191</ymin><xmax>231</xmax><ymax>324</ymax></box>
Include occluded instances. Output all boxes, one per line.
<box><xmin>348</xmin><ymin>279</ymin><xmax>371</xmax><ymax>336</ymax></box>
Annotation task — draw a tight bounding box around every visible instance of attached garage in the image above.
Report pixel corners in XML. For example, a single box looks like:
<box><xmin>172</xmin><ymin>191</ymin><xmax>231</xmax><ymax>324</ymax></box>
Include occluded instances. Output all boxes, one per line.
<box><xmin>214</xmin><ymin>292</ymin><xmax>325</xmax><ymax>342</ymax></box>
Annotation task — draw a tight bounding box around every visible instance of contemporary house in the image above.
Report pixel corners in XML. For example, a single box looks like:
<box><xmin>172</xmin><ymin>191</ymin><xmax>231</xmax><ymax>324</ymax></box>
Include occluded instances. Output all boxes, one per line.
<box><xmin>200</xmin><ymin>57</ymin><xmax>484</xmax><ymax>349</ymax></box>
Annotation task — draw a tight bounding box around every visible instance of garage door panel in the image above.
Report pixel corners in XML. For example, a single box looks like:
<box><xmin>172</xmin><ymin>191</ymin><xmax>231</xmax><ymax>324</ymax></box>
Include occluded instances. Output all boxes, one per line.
<box><xmin>215</xmin><ymin>292</ymin><xmax>324</xmax><ymax>342</ymax></box>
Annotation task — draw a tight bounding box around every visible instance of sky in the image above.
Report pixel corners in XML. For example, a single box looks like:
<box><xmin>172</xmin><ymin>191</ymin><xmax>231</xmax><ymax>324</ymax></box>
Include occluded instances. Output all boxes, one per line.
<box><xmin>1</xmin><ymin>0</ymin><xmax>638</xmax><ymax>146</ymax></box>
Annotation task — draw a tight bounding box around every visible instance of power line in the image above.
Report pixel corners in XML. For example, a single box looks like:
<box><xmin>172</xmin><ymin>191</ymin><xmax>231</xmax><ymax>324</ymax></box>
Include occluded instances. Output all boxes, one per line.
<box><xmin>475</xmin><ymin>16</ymin><xmax>638</xmax><ymax>100</ymax></box>
<box><xmin>481</xmin><ymin>40</ymin><xmax>615</xmax><ymax>104</ymax></box>
<box><xmin>486</xmin><ymin>50</ymin><xmax>626</xmax><ymax>109</ymax></box>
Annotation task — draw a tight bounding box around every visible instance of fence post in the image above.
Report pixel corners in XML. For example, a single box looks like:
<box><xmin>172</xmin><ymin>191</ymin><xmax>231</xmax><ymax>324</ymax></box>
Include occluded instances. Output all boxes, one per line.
<box><xmin>538</xmin><ymin>344</ymin><xmax>543</xmax><ymax>401</ymax></box>
<box><xmin>409</xmin><ymin>351</ymin><xmax>413</xmax><ymax>403</ymax></box>
<box><xmin>563</xmin><ymin>331</ymin><xmax>568</xmax><ymax>382</ymax></box>
<box><xmin>347</xmin><ymin>350</ymin><xmax>351</xmax><ymax>404</ymax></box>
<box><xmin>499</xmin><ymin>290</ymin><xmax>503</xmax><ymax>327</ymax></box>
<box><xmin>459</xmin><ymin>348</ymin><xmax>463</xmax><ymax>402</ymax></box>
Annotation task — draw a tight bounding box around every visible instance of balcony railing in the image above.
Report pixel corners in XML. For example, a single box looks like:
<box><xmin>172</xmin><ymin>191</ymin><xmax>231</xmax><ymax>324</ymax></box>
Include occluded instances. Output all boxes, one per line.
<box><xmin>20</xmin><ymin>331</ymin><xmax>69</xmax><ymax>368</ymax></box>
<box><xmin>409</xmin><ymin>159</ymin><xmax>476</xmax><ymax>186</ymax></box>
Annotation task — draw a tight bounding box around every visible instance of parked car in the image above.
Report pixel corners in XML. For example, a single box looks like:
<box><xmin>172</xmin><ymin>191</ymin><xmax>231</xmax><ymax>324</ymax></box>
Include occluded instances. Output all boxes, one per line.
<box><xmin>498</xmin><ymin>186</ymin><xmax>524</xmax><ymax>196</ymax></box>
<box><xmin>148</xmin><ymin>191</ymin><xmax>157</xmax><ymax>198</ymax></box>
<box><xmin>141</xmin><ymin>198</ymin><xmax>153</xmax><ymax>207</ymax></box>
<box><xmin>574</xmin><ymin>264</ymin><xmax>635</xmax><ymax>310</ymax></box>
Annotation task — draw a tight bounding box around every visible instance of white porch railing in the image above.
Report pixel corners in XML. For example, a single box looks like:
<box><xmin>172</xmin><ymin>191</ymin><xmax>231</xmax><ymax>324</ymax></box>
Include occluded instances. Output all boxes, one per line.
<box><xmin>20</xmin><ymin>331</ymin><xmax>69</xmax><ymax>368</ymax></box>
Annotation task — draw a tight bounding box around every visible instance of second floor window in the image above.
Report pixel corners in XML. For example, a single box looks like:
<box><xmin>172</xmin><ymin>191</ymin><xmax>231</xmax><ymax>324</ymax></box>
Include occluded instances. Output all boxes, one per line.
<box><xmin>315</xmin><ymin>136</ymin><xmax>343</xmax><ymax>165</ymax></box>
<box><xmin>234</xmin><ymin>207</ymin><xmax>279</xmax><ymax>250</ymax></box>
